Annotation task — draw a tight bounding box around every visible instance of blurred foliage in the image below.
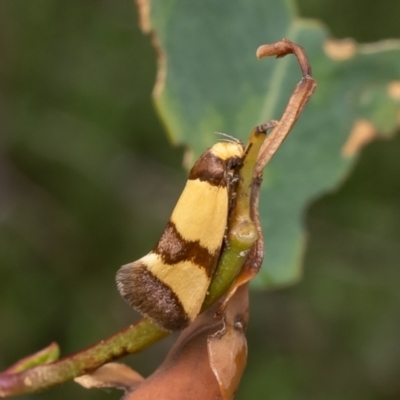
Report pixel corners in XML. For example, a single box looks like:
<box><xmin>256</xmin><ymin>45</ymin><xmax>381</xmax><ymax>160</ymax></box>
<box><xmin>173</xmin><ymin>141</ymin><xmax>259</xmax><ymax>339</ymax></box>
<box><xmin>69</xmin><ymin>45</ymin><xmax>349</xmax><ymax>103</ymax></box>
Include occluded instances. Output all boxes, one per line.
<box><xmin>0</xmin><ymin>1</ymin><xmax>399</xmax><ymax>400</ymax></box>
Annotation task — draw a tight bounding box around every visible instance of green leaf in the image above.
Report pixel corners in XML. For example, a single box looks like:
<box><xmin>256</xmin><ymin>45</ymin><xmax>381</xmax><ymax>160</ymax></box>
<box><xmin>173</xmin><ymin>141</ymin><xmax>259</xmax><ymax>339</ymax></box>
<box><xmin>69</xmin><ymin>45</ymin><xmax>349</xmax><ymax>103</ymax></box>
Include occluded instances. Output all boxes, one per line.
<box><xmin>142</xmin><ymin>0</ymin><xmax>400</xmax><ymax>287</ymax></box>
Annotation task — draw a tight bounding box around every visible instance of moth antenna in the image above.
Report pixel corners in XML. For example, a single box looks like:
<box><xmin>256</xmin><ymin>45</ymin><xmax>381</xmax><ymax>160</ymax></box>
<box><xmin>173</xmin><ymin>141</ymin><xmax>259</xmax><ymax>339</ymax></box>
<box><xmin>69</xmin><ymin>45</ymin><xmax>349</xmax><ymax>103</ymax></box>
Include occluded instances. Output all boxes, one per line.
<box><xmin>214</xmin><ymin>132</ymin><xmax>243</xmax><ymax>145</ymax></box>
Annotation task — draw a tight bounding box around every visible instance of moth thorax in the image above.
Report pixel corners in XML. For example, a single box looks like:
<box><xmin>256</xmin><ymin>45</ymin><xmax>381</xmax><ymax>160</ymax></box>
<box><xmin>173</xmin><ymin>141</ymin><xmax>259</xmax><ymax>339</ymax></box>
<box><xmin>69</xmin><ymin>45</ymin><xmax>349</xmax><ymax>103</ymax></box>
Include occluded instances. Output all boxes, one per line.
<box><xmin>189</xmin><ymin>142</ymin><xmax>244</xmax><ymax>186</ymax></box>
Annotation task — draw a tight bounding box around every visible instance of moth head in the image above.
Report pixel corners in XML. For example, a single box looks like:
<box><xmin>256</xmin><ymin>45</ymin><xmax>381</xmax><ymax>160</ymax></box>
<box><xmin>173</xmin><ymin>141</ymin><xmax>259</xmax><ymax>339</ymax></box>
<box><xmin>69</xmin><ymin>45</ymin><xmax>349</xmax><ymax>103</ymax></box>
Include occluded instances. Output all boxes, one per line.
<box><xmin>209</xmin><ymin>142</ymin><xmax>244</xmax><ymax>162</ymax></box>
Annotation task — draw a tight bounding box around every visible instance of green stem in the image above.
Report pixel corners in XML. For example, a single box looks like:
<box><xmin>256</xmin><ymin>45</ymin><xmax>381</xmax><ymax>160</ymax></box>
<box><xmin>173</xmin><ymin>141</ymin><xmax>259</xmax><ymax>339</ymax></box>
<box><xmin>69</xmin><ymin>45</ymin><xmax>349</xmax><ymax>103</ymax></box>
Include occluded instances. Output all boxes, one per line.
<box><xmin>0</xmin><ymin>319</ymin><xmax>167</xmax><ymax>397</ymax></box>
<box><xmin>203</xmin><ymin>127</ymin><xmax>268</xmax><ymax>309</ymax></box>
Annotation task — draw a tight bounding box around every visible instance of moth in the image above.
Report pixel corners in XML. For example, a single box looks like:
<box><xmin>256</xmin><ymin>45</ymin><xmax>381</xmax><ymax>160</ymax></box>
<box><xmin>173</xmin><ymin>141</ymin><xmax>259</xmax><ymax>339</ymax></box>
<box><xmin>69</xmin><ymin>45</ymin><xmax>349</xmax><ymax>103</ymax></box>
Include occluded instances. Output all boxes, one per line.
<box><xmin>116</xmin><ymin>141</ymin><xmax>244</xmax><ymax>331</ymax></box>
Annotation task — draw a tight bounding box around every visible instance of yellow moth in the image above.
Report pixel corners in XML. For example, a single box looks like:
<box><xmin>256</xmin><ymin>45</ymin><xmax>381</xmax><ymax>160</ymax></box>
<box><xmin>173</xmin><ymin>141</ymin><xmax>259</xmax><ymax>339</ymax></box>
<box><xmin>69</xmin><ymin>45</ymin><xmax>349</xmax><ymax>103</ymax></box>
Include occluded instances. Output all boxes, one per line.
<box><xmin>116</xmin><ymin>141</ymin><xmax>244</xmax><ymax>331</ymax></box>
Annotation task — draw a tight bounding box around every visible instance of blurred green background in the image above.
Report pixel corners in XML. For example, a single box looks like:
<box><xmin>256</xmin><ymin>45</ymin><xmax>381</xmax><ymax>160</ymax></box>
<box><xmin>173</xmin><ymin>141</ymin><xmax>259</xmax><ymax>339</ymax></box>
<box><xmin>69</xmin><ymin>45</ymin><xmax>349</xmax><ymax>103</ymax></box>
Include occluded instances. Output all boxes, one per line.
<box><xmin>0</xmin><ymin>1</ymin><xmax>399</xmax><ymax>399</ymax></box>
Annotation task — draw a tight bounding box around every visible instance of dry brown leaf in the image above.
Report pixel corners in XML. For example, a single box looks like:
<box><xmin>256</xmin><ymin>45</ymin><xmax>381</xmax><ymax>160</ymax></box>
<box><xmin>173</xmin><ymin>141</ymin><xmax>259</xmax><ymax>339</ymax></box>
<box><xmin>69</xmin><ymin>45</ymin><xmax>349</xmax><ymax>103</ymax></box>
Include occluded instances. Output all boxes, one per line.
<box><xmin>208</xmin><ymin>284</ymin><xmax>249</xmax><ymax>400</ymax></box>
<box><xmin>74</xmin><ymin>363</ymin><xmax>144</xmax><ymax>392</ymax></box>
<box><xmin>120</xmin><ymin>285</ymin><xmax>249</xmax><ymax>400</ymax></box>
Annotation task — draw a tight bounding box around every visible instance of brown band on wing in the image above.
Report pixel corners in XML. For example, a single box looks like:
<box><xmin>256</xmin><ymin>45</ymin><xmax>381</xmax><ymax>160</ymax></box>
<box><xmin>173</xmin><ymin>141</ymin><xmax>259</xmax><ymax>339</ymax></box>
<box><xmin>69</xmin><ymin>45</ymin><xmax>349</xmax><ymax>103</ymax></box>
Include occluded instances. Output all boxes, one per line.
<box><xmin>116</xmin><ymin>262</ymin><xmax>190</xmax><ymax>331</ymax></box>
<box><xmin>189</xmin><ymin>150</ymin><xmax>228</xmax><ymax>187</ymax></box>
<box><xmin>154</xmin><ymin>221</ymin><xmax>218</xmax><ymax>277</ymax></box>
